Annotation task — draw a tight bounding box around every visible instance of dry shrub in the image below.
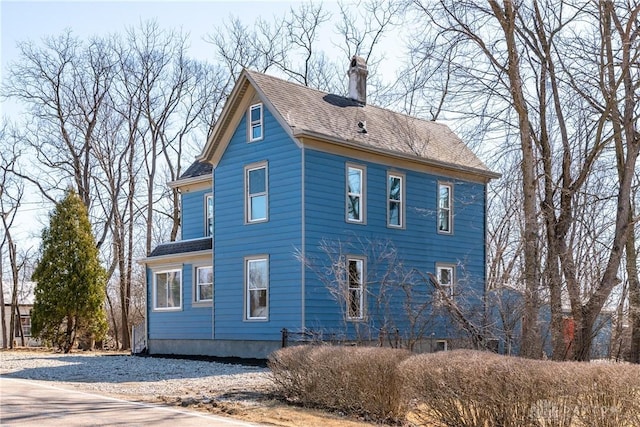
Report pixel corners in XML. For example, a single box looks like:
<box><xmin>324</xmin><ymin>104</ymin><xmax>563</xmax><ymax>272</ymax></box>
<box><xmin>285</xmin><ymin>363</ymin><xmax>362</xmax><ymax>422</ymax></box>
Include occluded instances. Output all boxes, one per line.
<box><xmin>399</xmin><ymin>350</ymin><xmax>559</xmax><ymax>427</ymax></box>
<box><xmin>268</xmin><ymin>345</ymin><xmax>411</xmax><ymax>421</ymax></box>
<box><xmin>571</xmin><ymin>362</ymin><xmax>640</xmax><ymax>427</ymax></box>
<box><xmin>400</xmin><ymin>350</ymin><xmax>640</xmax><ymax>427</ymax></box>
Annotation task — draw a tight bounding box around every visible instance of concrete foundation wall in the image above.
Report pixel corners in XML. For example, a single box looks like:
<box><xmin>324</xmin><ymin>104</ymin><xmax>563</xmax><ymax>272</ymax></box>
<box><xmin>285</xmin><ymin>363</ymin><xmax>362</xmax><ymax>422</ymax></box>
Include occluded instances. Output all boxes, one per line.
<box><xmin>147</xmin><ymin>339</ymin><xmax>281</xmax><ymax>359</ymax></box>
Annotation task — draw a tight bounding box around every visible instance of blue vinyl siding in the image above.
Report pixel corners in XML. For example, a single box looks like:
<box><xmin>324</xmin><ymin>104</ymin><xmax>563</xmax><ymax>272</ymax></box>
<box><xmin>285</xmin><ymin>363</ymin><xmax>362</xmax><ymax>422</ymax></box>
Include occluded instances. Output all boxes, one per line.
<box><xmin>303</xmin><ymin>148</ymin><xmax>487</xmax><ymax>337</ymax></box>
<box><xmin>147</xmin><ymin>263</ymin><xmax>213</xmax><ymax>340</ymax></box>
<box><xmin>182</xmin><ymin>189</ymin><xmax>211</xmax><ymax>240</ymax></box>
<box><xmin>213</xmin><ymin>106</ymin><xmax>302</xmax><ymax>340</ymax></box>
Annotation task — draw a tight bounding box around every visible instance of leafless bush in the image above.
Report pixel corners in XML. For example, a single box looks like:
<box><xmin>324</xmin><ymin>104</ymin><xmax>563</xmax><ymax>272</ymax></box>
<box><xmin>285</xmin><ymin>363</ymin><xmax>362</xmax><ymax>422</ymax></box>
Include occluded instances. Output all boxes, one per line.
<box><xmin>399</xmin><ymin>350</ymin><xmax>640</xmax><ymax>427</ymax></box>
<box><xmin>572</xmin><ymin>363</ymin><xmax>640</xmax><ymax>427</ymax></box>
<box><xmin>268</xmin><ymin>345</ymin><xmax>411</xmax><ymax>421</ymax></box>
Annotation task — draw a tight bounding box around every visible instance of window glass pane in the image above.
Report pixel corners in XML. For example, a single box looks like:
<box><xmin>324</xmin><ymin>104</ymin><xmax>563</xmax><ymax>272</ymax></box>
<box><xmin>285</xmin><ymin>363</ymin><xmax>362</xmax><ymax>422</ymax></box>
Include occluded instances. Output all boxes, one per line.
<box><xmin>439</xmin><ymin>210</ymin><xmax>450</xmax><ymax>232</ymax></box>
<box><xmin>249</xmin><ymin>168</ymin><xmax>266</xmax><ymax>193</ymax></box>
<box><xmin>247</xmin><ymin>259</ymin><xmax>268</xmax><ymax>319</ymax></box>
<box><xmin>347</xmin><ymin>259</ymin><xmax>363</xmax><ymax>318</ymax></box>
<box><xmin>439</xmin><ymin>185</ymin><xmax>450</xmax><ymax>208</ymax></box>
<box><xmin>251</xmin><ymin>105</ymin><xmax>261</xmax><ymax>122</ymax></box>
<box><xmin>248</xmin><ymin>259</ymin><xmax>267</xmax><ymax>289</ymax></box>
<box><xmin>252</xmin><ymin>124</ymin><xmax>262</xmax><ymax>140</ymax></box>
<box><xmin>198</xmin><ymin>266</ymin><xmax>213</xmax><ymax>283</ymax></box>
<box><xmin>169</xmin><ymin>271</ymin><xmax>181</xmax><ymax>307</ymax></box>
<box><xmin>439</xmin><ymin>268</ymin><xmax>452</xmax><ymax>285</ymax></box>
<box><xmin>250</xmin><ymin>289</ymin><xmax>267</xmax><ymax>318</ymax></box>
<box><xmin>348</xmin><ymin>195</ymin><xmax>360</xmax><ymax>220</ymax></box>
<box><xmin>206</xmin><ymin>196</ymin><xmax>213</xmax><ymax>236</ymax></box>
<box><xmin>389</xmin><ymin>176</ymin><xmax>401</xmax><ymax>200</ymax></box>
<box><xmin>348</xmin><ymin>168</ymin><xmax>361</xmax><ymax>194</ymax></box>
<box><xmin>389</xmin><ymin>201</ymin><xmax>400</xmax><ymax>226</ymax></box>
<box><xmin>349</xmin><ymin>289</ymin><xmax>361</xmax><ymax>318</ymax></box>
<box><xmin>251</xmin><ymin>195</ymin><xmax>267</xmax><ymax>220</ymax></box>
<box><xmin>199</xmin><ymin>284</ymin><xmax>213</xmax><ymax>301</ymax></box>
<box><xmin>156</xmin><ymin>273</ymin><xmax>168</xmax><ymax>308</ymax></box>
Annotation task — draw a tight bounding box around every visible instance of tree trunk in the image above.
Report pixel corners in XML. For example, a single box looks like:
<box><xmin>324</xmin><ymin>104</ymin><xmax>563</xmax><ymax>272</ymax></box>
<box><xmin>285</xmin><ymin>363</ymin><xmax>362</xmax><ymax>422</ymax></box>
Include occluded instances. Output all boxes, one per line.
<box><xmin>489</xmin><ymin>0</ymin><xmax>542</xmax><ymax>358</ymax></box>
<box><xmin>626</xmin><ymin>214</ymin><xmax>639</xmax><ymax>363</ymax></box>
<box><xmin>0</xmin><ymin>255</ymin><xmax>7</xmax><ymax>349</ymax></box>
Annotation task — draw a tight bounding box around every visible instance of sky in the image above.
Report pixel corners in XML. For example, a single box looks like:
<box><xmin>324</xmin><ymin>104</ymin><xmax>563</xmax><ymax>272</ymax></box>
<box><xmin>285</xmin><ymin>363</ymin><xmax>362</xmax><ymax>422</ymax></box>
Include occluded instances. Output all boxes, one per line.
<box><xmin>0</xmin><ymin>1</ymin><xmax>297</xmax><ymax>249</ymax></box>
<box><xmin>1</xmin><ymin>0</ymin><xmax>402</xmax><ymax>254</ymax></box>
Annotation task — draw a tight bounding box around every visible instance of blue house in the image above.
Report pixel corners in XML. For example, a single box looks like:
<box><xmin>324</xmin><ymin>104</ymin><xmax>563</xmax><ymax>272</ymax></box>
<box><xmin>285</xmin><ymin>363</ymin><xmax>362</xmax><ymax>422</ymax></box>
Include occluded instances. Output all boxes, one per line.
<box><xmin>141</xmin><ymin>57</ymin><xmax>499</xmax><ymax>358</ymax></box>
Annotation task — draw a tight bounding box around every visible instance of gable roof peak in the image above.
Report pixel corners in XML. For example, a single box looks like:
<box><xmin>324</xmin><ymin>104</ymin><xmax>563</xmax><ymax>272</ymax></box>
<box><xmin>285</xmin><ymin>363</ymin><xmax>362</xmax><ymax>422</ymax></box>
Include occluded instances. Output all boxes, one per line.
<box><xmin>201</xmin><ymin>68</ymin><xmax>499</xmax><ymax>181</ymax></box>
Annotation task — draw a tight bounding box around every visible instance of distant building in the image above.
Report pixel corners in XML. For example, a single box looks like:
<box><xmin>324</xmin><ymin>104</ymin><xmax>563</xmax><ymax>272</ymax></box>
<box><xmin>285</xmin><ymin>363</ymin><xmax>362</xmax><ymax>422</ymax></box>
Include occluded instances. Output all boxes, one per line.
<box><xmin>2</xmin><ymin>281</ymin><xmax>40</xmax><ymax>347</ymax></box>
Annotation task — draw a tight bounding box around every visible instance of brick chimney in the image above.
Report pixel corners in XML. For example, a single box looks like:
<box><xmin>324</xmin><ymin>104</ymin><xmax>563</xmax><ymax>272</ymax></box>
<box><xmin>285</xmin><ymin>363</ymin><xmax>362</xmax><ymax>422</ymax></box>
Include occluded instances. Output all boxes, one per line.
<box><xmin>348</xmin><ymin>55</ymin><xmax>368</xmax><ymax>105</ymax></box>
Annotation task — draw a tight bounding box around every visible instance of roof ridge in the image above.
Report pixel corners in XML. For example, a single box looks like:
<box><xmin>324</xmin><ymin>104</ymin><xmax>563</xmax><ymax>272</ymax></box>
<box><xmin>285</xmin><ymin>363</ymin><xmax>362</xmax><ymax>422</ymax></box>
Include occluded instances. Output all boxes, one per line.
<box><xmin>244</xmin><ymin>68</ymin><xmax>451</xmax><ymax>130</ymax></box>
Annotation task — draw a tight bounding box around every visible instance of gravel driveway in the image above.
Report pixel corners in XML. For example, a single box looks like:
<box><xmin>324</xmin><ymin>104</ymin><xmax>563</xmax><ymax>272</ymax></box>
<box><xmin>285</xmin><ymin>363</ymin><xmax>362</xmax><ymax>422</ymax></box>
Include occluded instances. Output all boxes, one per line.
<box><xmin>0</xmin><ymin>351</ymin><xmax>272</xmax><ymax>406</ymax></box>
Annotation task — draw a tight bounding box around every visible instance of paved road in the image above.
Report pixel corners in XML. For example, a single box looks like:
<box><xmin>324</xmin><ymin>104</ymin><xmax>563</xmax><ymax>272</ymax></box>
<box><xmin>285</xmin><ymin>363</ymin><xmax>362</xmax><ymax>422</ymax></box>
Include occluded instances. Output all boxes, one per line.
<box><xmin>0</xmin><ymin>377</ymin><xmax>263</xmax><ymax>427</ymax></box>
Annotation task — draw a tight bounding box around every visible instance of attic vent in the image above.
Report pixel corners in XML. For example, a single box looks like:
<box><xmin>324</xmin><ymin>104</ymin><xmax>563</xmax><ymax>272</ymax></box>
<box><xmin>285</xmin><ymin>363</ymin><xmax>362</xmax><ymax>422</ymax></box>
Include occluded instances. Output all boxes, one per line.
<box><xmin>348</xmin><ymin>56</ymin><xmax>368</xmax><ymax>105</ymax></box>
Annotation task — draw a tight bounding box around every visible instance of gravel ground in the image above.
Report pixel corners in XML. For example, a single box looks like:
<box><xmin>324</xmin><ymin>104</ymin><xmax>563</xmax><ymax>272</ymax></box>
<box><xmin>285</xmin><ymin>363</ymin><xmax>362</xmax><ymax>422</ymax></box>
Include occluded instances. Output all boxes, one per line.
<box><xmin>0</xmin><ymin>350</ymin><xmax>273</xmax><ymax>406</ymax></box>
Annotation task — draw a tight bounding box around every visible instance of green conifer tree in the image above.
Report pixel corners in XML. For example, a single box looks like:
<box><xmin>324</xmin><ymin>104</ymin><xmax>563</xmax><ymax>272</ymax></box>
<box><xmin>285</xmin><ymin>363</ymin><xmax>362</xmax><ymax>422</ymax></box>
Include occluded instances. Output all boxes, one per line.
<box><xmin>31</xmin><ymin>189</ymin><xmax>108</xmax><ymax>352</ymax></box>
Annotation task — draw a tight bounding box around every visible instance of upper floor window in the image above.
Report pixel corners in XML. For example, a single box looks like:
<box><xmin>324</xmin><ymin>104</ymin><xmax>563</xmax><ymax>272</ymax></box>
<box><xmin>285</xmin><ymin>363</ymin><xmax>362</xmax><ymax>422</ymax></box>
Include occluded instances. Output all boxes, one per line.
<box><xmin>347</xmin><ymin>258</ymin><xmax>365</xmax><ymax>320</ymax></box>
<box><xmin>154</xmin><ymin>269</ymin><xmax>182</xmax><ymax>311</ymax></box>
<box><xmin>346</xmin><ymin>165</ymin><xmax>365</xmax><ymax>223</ymax></box>
<box><xmin>387</xmin><ymin>173</ymin><xmax>404</xmax><ymax>228</ymax></box>
<box><xmin>195</xmin><ymin>266</ymin><xmax>213</xmax><ymax>302</ymax></box>
<box><xmin>246</xmin><ymin>257</ymin><xmax>268</xmax><ymax>320</ymax></box>
<box><xmin>205</xmin><ymin>194</ymin><xmax>213</xmax><ymax>237</ymax></box>
<box><xmin>249</xmin><ymin>103</ymin><xmax>263</xmax><ymax>142</ymax></box>
<box><xmin>438</xmin><ymin>182</ymin><xmax>453</xmax><ymax>233</ymax></box>
<box><xmin>436</xmin><ymin>264</ymin><xmax>455</xmax><ymax>299</ymax></box>
<box><xmin>245</xmin><ymin>163</ymin><xmax>268</xmax><ymax>223</ymax></box>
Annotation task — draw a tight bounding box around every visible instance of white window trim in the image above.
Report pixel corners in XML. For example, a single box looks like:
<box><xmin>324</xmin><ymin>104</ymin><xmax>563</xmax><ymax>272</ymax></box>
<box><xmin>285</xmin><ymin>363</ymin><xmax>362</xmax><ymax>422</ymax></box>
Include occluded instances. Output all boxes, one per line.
<box><xmin>346</xmin><ymin>256</ymin><xmax>365</xmax><ymax>321</ymax></box>
<box><xmin>152</xmin><ymin>268</ymin><xmax>183</xmax><ymax>311</ymax></box>
<box><xmin>437</xmin><ymin>182</ymin><xmax>453</xmax><ymax>234</ymax></box>
<box><xmin>204</xmin><ymin>193</ymin><xmax>213</xmax><ymax>237</ymax></box>
<box><xmin>193</xmin><ymin>264</ymin><xmax>213</xmax><ymax>306</ymax></box>
<box><xmin>387</xmin><ymin>172</ymin><xmax>405</xmax><ymax>228</ymax></box>
<box><xmin>244</xmin><ymin>255</ymin><xmax>269</xmax><ymax>321</ymax></box>
<box><xmin>435</xmin><ymin>339</ymin><xmax>448</xmax><ymax>352</ymax></box>
<box><xmin>249</xmin><ymin>103</ymin><xmax>263</xmax><ymax>142</ymax></box>
<box><xmin>245</xmin><ymin>162</ymin><xmax>269</xmax><ymax>224</ymax></box>
<box><xmin>435</xmin><ymin>263</ymin><xmax>456</xmax><ymax>299</ymax></box>
<box><xmin>346</xmin><ymin>164</ymin><xmax>366</xmax><ymax>224</ymax></box>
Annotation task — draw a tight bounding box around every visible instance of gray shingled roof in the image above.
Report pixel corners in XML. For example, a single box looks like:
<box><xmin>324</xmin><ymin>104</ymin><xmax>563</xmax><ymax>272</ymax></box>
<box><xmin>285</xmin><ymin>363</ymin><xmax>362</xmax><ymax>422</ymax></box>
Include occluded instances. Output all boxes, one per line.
<box><xmin>180</xmin><ymin>160</ymin><xmax>212</xmax><ymax>179</ymax></box>
<box><xmin>148</xmin><ymin>237</ymin><xmax>212</xmax><ymax>257</ymax></box>
<box><xmin>245</xmin><ymin>70</ymin><xmax>497</xmax><ymax>178</ymax></box>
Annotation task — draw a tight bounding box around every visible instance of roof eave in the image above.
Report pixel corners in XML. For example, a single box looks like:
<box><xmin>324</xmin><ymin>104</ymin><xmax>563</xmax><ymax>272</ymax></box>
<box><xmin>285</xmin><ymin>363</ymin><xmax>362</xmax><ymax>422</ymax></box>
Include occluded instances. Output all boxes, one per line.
<box><xmin>168</xmin><ymin>174</ymin><xmax>212</xmax><ymax>189</ymax></box>
<box><xmin>137</xmin><ymin>249</ymin><xmax>212</xmax><ymax>265</ymax></box>
<box><xmin>293</xmin><ymin>129</ymin><xmax>501</xmax><ymax>181</ymax></box>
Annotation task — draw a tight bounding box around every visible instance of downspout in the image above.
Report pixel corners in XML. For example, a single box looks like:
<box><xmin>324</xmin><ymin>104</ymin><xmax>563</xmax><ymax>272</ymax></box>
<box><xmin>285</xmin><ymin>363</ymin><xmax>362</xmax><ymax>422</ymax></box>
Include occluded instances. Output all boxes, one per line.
<box><xmin>301</xmin><ymin>146</ymin><xmax>306</xmax><ymax>330</ymax></box>
<box><xmin>211</xmin><ymin>173</ymin><xmax>216</xmax><ymax>340</ymax></box>
<box><xmin>482</xmin><ymin>182</ymin><xmax>490</xmax><ymax>345</ymax></box>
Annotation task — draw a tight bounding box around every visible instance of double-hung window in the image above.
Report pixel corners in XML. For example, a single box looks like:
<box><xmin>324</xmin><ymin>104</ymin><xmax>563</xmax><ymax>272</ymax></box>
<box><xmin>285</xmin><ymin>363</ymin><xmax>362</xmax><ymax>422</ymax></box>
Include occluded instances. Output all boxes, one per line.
<box><xmin>438</xmin><ymin>182</ymin><xmax>453</xmax><ymax>233</ymax></box>
<box><xmin>205</xmin><ymin>194</ymin><xmax>213</xmax><ymax>237</ymax></box>
<box><xmin>245</xmin><ymin>257</ymin><xmax>268</xmax><ymax>320</ymax></box>
<box><xmin>249</xmin><ymin>103</ymin><xmax>263</xmax><ymax>141</ymax></box>
<box><xmin>346</xmin><ymin>165</ymin><xmax>365</xmax><ymax>223</ymax></box>
<box><xmin>436</xmin><ymin>264</ymin><xmax>455</xmax><ymax>300</ymax></box>
<box><xmin>387</xmin><ymin>173</ymin><xmax>404</xmax><ymax>228</ymax></box>
<box><xmin>347</xmin><ymin>258</ymin><xmax>365</xmax><ymax>320</ymax></box>
<box><xmin>195</xmin><ymin>266</ymin><xmax>213</xmax><ymax>302</ymax></box>
<box><xmin>154</xmin><ymin>269</ymin><xmax>182</xmax><ymax>310</ymax></box>
<box><xmin>245</xmin><ymin>163</ymin><xmax>268</xmax><ymax>223</ymax></box>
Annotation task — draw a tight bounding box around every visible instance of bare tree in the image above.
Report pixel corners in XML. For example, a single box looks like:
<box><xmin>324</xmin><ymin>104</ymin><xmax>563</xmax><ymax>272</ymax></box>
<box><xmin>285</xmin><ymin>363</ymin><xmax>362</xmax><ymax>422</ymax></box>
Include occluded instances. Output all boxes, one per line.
<box><xmin>3</xmin><ymin>31</ymin><xmax>114</xmax><ymax>209</ymax></box>
<box><xmin>407</xmin><ymin>0</ymin><xmax>638</xmax><ymax>361</ymax></box>
<box><xmin>0</xmin><ymin>123</ymin><xmax>28</xmax><ymax>348</ymax></box>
